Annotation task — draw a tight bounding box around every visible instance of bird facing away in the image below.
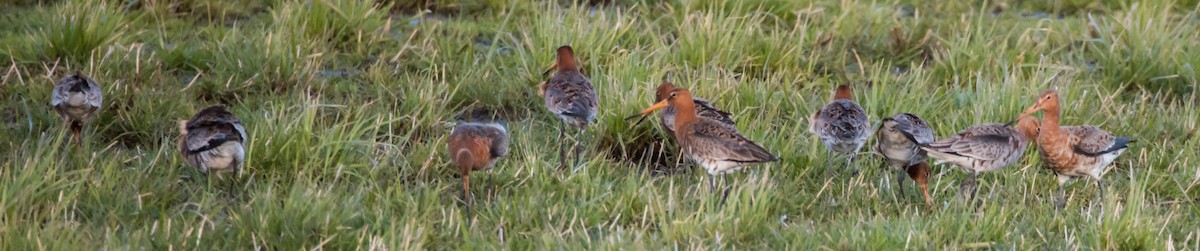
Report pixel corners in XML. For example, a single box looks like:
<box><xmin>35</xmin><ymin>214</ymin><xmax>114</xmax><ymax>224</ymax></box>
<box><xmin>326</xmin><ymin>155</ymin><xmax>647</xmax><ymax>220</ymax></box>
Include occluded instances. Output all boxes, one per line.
<box><xmin>50</xmin><ymin>71</ymin><xmax>103</xmax><ymax>146</ymax></box>
<box><xmin>921</xmin><ymin>117</ymin><xmax>1038</xmax><ymax>200</ymax></box>
<box><xmin>447</xmin><ymin>121</ymin><xmax>509</xmax><ymax>216</ymax></box>
<box><xmin>539</xmin><ymin>45</ymin><xmax>598</xmax><ymax>170</ymax></box>
<box><xmin>652</xmin><ymin>81</ymin><xmax>735</xmax><ymax>142</ymax></box>
<box><xmin>810</xmin><ymin>85</ymin><xmax>870</xmax><ymax>175</ymax></box>
<box><xmin>874</xmin><ymin>113</ymin><xmax>936</xmax><ymax>205</ymax></box>
<box><xmin>627</xmin><ymin>87</ymin><xmax>778</xmax><ymax>205</ymax></box>
<box><xmin>1016</xmin><ymin>89</ymin><xmax>1132</xmax><ymax>208</ymax></box>
<box><xmin>178</xmin><ymin>105</ymin><xmax>247</xmax><ymax>178</ymax></box>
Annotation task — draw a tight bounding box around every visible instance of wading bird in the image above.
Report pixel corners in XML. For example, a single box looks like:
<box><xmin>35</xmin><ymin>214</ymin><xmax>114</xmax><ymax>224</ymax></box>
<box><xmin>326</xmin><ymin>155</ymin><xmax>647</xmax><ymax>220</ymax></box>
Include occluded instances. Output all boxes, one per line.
<box><xmin>447</xmin><ymin>121</ymin><xmax>509</xmax><ymax>215</ymax></box>
<box><xmin>50</xmin><ymin>71</ymin><xmax>102</xmax><ymax>146</ymax></box>
<box><xmin>178</xmin><ymin>105</ymin><xmax>247</xmax><ymax>178</ymax></box>
<box><xmin>810</xmin><ymin>85</ymin><xmax>870</xmax><ymax>175</ymax></box>
<box><xmin>539</xmin><ymin>45</ymin><xmax>598</xmax><ymax>170</ymax></box>
<box><xmin>921</xmin><ymin>117</ymin><xmax>1039</xmax><ymax>200</ymax></box>
<box><xmin>627</xmin><ymin>87</ymin><xmax>778</xmax><ymax>205</ymax></box>
<box><xmin>1016</xmin><ymin>89</ymin><xmax>1132</xmax><ymax>208</ymax></box>
<box><xmin>647</xmin><ymin>81</ymin><xmax>735</xmax><ymax>142</ymax></box>
<box><xmin>874</xmin><ymin>113</ymin><xmax>936</xmax><ymax>205</ymax></box>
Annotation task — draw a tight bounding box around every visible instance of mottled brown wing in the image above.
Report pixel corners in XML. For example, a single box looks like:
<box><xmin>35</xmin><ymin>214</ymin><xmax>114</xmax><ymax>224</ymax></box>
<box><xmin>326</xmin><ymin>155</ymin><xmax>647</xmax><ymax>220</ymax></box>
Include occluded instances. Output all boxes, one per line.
<box><xmin>892</xmin><ymin>113</ymin><xmax>934</xmax><ymax>145</ymax></box>
<box><xmin>814</xmin><ymin>100</ymin><xmax>870</xmax><ymax>142</ymax></box>
<box><xmin>184</xmin><ymin>106</ymin><xmax>246</xmax><ymax>153</ymax></box>
<box><xmin>1062</xmin><ymin>125</ymin><xmax>1129</xmax><ymax>156</ymax></box>
<box><xmin>693</xmin><ymin>98</ymin><xmax>735</xmax><ymax>126</ymax></box>
<box><xmin>927</xmin><ymin>124</ymin><xmax>1017</xmax><ymax>161</ymax></box>
<box><xmin>543</xmin><ymin>71</ymin><xmax>598</xmax><ymax>123</ymax></box>
<box><xmin>685</xmin><ymin>119</ymin><xmax>778</xmax><ymax>163</ymax></box>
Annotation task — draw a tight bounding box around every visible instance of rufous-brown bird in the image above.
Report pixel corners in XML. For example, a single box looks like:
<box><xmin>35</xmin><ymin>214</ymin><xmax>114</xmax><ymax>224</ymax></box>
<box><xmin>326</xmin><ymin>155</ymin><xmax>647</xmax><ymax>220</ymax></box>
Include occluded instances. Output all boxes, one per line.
<box><xmin>447</xmin><ymin>120</ymin><xmax>509</xmax><ymax>215</ymax></box>
<box><xmin>627</xmin><ymin>86</ymin><xmax>778</xmax><ymax>205</ymax></box>
<box><xmin>1016</xmin><ymin>89</ymin><xmax>1132</xmax><ymax>208</ymax></box>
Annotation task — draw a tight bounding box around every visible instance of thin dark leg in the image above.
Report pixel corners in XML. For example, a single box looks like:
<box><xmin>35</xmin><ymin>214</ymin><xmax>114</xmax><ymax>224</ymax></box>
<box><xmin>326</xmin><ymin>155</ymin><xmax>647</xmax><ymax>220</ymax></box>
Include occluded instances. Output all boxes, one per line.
<box><xmin>848</xmin><ymin>155</ymin><xmax>859</xmax><ymax>176</ymax></box>
<box><xmin>572</xmin><ymin>127</ymin><xmax>585</xmax><ymax>169</ymax></box>
<box><xmin>557</xmin><ymin>123</ymin><xmax>566</xmax><ymax>169</ymax></box>
<box><xmin>896</xmin><ymin>164</ymin><xmax>907</xmax><ymax>199</ymax></box>
<box><xmin>959</xmin><ymin>172</ymin><xmax>978</xmax><ymax>201</ymax></box>
<box><xmin>720</xmin><ymin>175</ymin><xmax>731</xmax><ymax>207</ymax></box>
<box><xmin>1095</xmin><ymin>179</ymin><xmax>1105</xmax><ymax>203</ymax></box>
<box><xmin>709</xmin><ymin>174</ymin><xmax>716</xmax><ymax>194</ymax></box>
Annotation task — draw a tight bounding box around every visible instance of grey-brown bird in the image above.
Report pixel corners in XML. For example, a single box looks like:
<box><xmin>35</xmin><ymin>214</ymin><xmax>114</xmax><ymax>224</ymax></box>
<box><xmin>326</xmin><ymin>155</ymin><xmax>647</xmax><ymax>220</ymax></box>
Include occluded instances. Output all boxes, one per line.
<box><xmin>447</xmin><ymin>121</ymin><xmax>509</xmax><ymax>215</ymax></box>
<box><xmin>1016</xmin><ymin>89</ymin><xmax>1132</xmax><ymax>208</ymax></box>
<box><xmin>921</xmin><ymin>117</ymin><xmax>1038</xmax><ymax>200</ymax></box>
<box><xmin>539</xmin><ymin>45</ymin><xmax>598</xmax><ymax>169</ymax></box>
<box><xmin>810</xmin><ymin>85</ymin><xmax>870</xmax><ymax>175</ymax></box>
<box><xmin>50</xmin><ymin>71</ymin><xmax>103</xmax><ymax>146</ymax></box>
<box><xmin>178</xmin><ymin>105</ymin><xmax>247</xmax><ymax>178</ymax></box>
<box><xmin>874</xmin><ymin>113</ymin><xmax>936</xmax><ymax>205</ymax></box>
<box><xmin>627</xmin><ymin>87</ymin><xmax>778</xmax><ymax>205</ymax></box>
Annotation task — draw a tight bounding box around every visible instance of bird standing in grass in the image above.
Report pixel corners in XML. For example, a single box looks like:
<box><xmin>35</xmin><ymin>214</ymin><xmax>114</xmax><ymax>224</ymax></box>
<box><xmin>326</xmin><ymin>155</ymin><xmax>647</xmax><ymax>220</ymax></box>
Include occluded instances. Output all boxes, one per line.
<box><xmin>539</xmin><ymin>45</ymin><xmax>598</xmax><ymax>170</ymax></box>
<box><xmin>178</xmin><ymin>105</ymin><xmax>247</xmax><ymax>178</ymax></box>
<box><xmin>810</xmin><ymin>85</ymin><xmax>870</xmax><ymax>176</ymax></box>
<box><xmin>447</xmin><ymin>121</ymin><xmax>509</xmax><ymax>216</ymax></box>
<box><xmin>1016</xmin><ymin>89</ymin><xmax>1132</xmax><ymax>208</ymax></box>
<box><xmin>921</xmin><ymin>117</ymin><xmax>1039</xmax><ymax>201</ymax></box>
<box><xmin>627</xmin><ymin>86</ymin><xmax>778</xmax><ymax>205</ymax></box>
<box><xmin>650</xmin><ymin>81</ymin><xmax>735</xmax><ymax>142</ymax></box>
<box><xmin>50</xmin><ymin>71</ymin><xmax>103</xmax><ymax>146</ymax></box>
<box><xmin>874</xmin><ymin>113</ymin><xmax>936</xmax><ymax>205</ymax></box>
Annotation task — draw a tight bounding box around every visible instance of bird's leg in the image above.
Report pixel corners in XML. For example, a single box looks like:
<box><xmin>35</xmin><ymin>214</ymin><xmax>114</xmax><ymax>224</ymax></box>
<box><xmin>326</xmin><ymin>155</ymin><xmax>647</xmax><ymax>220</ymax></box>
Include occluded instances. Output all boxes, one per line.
<box><xmin>572</xmin><ymin>127</ymin><xmax>586</xmax><ymax>169</ymax></box>
<box><xmin>1055</xmin><ymin>175</ymin><xmax>1069</xmax><ymax>209</ymax></box>
<box><xmin>463</xmin><ymin>172</ymin><xmax>473</xmax><ymax>217</ymax></box>
<box><xmin>709</xmin><ymin>173</ymin><xmax>717</xmax><ymax>194</ymax></box>
<box><xmin>1094</xmin><ymin>176</ymin><xmax>1105</xmax><ymax>204</ymax></box>
<box><xmin>847</xmin><ymin>155</ymin><xmax>859</xmax><ymax>176</ymax></box>
<box><xmin>823</xmin><ymin>149</ymin><xmax>835</xmax><ymax>179</ymax></box>
<box><xmin>896</xmin><ymin>164</ymin><xmax>907</xmax><ymax>199</ymax></box>
<box><xmin>959</xmin><ymin>171</ymin><xmax>978</xmax><ymax>202</ymax></box>
<box><xmin>557</xmin><ymin>123</ymin><xmax>567</xmax><ymax>169</ymax></box>
<box><xmin>720</xmin><ymin>174</ymin><xmax>731</xmax><ymax>208</ymax></box>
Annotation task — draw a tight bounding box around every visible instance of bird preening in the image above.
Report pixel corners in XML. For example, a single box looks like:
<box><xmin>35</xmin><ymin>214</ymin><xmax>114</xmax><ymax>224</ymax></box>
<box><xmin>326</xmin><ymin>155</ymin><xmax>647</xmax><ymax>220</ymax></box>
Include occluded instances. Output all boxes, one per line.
<box><xmin>178</xmin><ymin>105</ymin><xmax>248</xmax><ymax>179</ymax></box>
<box><xmin>51</xmin><ymin>71</ymin><xmax>103</xmax><ymax>147</ymax></box>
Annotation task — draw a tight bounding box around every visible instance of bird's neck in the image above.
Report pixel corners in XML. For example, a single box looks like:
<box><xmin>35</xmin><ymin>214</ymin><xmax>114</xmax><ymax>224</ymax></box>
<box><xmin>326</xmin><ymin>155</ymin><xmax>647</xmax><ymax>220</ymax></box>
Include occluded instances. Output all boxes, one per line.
<box><xmin>557</xmin><ymin>54</ymin><xmax>578</xmax><ymax>72</ymax></box>
<box><xmin>672</xmin><ymin>99</ymin><xmax>698</xmax><ymax>136</ymax></box>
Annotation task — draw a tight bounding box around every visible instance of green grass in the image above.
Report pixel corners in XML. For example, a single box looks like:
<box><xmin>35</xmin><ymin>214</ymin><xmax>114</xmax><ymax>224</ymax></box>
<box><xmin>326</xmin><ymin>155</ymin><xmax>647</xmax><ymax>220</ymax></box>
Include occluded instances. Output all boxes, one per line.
<box><xmin>2</xmin><ymin>0</ymin><xmax>1199</xmax><ymax>249</ymax></box>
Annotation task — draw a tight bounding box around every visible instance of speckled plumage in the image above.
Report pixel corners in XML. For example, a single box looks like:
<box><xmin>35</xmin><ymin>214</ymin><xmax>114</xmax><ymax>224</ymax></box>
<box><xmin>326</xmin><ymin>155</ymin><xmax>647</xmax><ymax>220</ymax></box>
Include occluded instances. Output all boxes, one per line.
<box><xmin>50</xmin><ymin>72</ymin><xmax>103</xmax><ymax>145</ymax></box>
<box><xmin>921</xmin><ymin>118</ymin><xmax>1037</xmax><ymax>200</ymax></box>
<box><xmin>810</xmin><ymin>85</ymin><xmax>870</xmax><ymax>174</ymax></box>
<box><xmin>874</xmin><ymin>113</ymin><xmax>935</xmax><ymax>204</ymax></box>
<box><xmin>178</xmin><ymin>105</ymin><xmax>247</xmax><ymax>177</ymax></box>
<box><xmin>629</xmin><ymin>87</ymin><xmax>777</xmax><ymax>205</ymax></box>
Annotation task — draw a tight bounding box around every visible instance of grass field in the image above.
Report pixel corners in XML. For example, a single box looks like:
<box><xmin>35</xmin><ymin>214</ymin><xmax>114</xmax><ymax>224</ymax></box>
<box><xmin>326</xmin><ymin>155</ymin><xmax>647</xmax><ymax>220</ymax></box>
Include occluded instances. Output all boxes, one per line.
<box><xmin>2</xmin><ymin>0</ymin><xmax>1199</xmax><ymax>249</ymax></box>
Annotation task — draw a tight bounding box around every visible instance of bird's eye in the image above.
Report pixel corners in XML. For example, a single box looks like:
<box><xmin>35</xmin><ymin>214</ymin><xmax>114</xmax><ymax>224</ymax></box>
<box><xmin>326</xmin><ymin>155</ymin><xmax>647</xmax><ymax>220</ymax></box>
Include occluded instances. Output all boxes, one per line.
<box><xmin>670</xmin><ymin>93</ymin><xmax>677</xmax><ymax>98</ymax></box>
<box><xmin>1044</xmin><ymin>96</ymin><xmax>1051</xmax><ymax>100</ymax></box>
